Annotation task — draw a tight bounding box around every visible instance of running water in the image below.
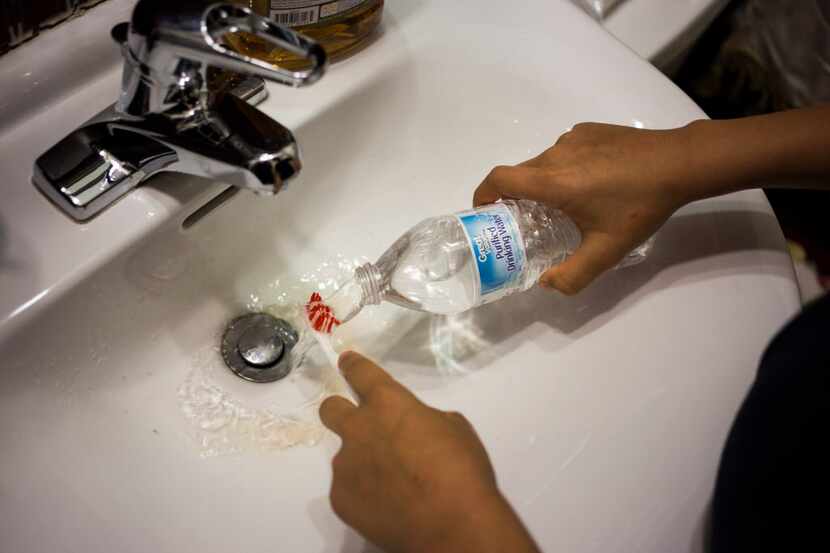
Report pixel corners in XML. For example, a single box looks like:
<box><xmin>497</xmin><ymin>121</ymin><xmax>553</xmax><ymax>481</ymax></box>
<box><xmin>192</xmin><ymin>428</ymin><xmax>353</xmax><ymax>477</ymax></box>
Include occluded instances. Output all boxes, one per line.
<box><xmin>177</xmin><ymin>256</ymin><xmax>365</xmax><ymax>456</ymax></box>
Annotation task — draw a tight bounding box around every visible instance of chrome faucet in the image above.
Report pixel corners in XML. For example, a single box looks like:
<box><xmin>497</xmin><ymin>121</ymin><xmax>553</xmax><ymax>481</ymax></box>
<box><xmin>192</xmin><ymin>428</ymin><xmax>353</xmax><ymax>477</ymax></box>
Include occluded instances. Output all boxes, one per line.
<box><xmin>32</xmin><ymin>0</ymin><xmax>327</xmax><ymax>222</ymax></box>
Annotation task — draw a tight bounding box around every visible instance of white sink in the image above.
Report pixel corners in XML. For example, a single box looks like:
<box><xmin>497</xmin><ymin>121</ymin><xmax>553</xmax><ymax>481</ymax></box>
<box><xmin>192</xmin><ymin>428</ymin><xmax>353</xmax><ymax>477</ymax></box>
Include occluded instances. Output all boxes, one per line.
<box><xmin>0</xmin><ymin>1</ymin><xmax>800</xmax><ymax>552</ymax></box>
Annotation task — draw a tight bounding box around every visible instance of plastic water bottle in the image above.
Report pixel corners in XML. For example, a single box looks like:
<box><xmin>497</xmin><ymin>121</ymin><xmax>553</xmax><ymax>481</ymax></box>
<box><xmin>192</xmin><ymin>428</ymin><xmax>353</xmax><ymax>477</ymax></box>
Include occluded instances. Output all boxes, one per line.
<box><xmin>306</xmin><ymin>200</ymin><xmax>653</xmax><ymax>332</ymax></box>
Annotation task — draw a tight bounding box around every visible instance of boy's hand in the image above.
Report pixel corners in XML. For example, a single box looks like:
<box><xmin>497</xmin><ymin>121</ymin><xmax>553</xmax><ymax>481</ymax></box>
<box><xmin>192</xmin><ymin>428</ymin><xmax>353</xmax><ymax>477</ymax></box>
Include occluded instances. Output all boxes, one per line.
<box><xmin>320</xmin><ymin>352</ymin><xmax>540</xmax><ymax>553</ymax></box>
<box><xmin>474</xmin><ymin>123</ymin><xmax>690</xmax><ymax>294</ymax></box>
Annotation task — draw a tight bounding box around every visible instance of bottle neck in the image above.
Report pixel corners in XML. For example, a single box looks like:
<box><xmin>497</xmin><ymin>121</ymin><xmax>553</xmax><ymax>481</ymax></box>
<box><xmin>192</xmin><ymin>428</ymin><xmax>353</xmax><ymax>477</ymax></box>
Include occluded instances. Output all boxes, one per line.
<box><xmin>354</xmin><ymin>262</ymin><xmax>385</xmax><ymax>307</ymax></box>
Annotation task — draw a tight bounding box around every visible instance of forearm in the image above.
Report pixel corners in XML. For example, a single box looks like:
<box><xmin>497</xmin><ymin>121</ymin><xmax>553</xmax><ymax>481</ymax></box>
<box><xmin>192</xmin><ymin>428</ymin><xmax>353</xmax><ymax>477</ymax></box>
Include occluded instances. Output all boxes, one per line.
<box><xmin>674</xmin><ymin>105</ymin><xmax>830</xmax><ymax>204</ymax></box>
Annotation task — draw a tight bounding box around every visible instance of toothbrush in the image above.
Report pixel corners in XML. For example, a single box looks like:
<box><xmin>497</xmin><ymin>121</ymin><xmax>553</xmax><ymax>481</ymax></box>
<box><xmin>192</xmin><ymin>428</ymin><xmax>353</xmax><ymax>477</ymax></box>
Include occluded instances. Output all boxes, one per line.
<box><xmin>306</xmin><ymin>291</ymin><xmax>341</xmax><ymax>334</ymax></box>
<box><xmin>304</xmin><ymin>293</ymin><xmax>358</xmax><ymax>402</ymax></box>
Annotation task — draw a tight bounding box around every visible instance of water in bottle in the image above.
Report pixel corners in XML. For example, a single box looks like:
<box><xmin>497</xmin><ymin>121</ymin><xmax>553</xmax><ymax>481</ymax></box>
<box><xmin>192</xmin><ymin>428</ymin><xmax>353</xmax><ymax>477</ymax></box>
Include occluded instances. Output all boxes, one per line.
<box><xmin>305</xmin><ymin>200</ymin><xmax>652</xmax><ymax>333</ymax></box>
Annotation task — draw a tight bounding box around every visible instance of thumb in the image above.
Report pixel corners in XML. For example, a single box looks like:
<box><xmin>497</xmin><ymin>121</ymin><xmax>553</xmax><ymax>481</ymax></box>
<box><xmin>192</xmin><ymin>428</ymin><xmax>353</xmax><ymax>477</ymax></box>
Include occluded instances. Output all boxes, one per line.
<box><xmin>539</xmin><ymin>232</ymin><xmax>629</xmax><ymax>295</ymax></box>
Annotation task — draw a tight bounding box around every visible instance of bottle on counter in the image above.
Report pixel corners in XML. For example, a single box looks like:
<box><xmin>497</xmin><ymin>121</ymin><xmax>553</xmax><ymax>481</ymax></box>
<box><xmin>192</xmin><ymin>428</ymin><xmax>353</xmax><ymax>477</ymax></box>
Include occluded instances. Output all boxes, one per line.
<box><xmin>228</xmin><ymin>0</ymin><xmax>384</xmax><ymax>67</ymax></box>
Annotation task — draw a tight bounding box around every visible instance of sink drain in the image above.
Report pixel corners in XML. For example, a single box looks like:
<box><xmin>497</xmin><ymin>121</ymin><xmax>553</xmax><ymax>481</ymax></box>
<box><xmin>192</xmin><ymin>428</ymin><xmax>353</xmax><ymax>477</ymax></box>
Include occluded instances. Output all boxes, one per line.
<box><xmin>221</xmin><ymin>313</ymin><xmax>299</xmax><ymax>383</ymax></box>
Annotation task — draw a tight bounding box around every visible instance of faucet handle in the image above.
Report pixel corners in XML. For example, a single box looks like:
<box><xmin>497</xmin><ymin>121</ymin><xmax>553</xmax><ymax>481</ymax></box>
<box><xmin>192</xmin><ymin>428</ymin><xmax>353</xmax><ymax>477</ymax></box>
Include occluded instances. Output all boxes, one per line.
<box><xmin>34</xmin><ymin>1</ymin><xmax>325</xmax><ymax>222</ymax></box>
<box><xmin>115</xmin><ymin>0</ymin><xmax>327</xmax><ymax>117</ymax></box>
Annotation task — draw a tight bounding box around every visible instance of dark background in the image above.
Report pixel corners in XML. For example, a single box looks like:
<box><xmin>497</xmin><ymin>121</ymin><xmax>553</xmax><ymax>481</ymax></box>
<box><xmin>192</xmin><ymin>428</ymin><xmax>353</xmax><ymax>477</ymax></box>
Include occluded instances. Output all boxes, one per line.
<box><xmin>672</xmin><ymin>0</ymin><xmax>830</xmax><ymax>286</ymax></box>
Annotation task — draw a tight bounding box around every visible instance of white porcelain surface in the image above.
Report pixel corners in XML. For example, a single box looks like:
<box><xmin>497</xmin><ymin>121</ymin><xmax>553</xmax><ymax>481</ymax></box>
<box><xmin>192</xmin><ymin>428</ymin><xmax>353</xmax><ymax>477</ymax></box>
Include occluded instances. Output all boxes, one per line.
<box><xmin>604</xmin><ymin>0</ymin><xmax>731</xmax><ymax>72</ymax></box>
<box><xmin>0</xmin><ymin>1</ymin><xmax>799</xmax><ymax>552</ymax></box>
<box><xmin>0</xmin><ymin>0</ymin><xmax>132</xmax><ymax>135</ymax></box>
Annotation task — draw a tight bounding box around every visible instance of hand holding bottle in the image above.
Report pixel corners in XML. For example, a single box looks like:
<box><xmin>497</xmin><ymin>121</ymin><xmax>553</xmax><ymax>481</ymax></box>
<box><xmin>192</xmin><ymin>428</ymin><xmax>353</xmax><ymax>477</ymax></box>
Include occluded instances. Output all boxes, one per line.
<box><xmin>474</xmin><ymin>107</ymin><xmax>830</xmax><ymax>294</ymax></box>
<box><xmin>474</xmin><ymin>122</ymin><xmax>688</xmax><ymax>294</ymax></box>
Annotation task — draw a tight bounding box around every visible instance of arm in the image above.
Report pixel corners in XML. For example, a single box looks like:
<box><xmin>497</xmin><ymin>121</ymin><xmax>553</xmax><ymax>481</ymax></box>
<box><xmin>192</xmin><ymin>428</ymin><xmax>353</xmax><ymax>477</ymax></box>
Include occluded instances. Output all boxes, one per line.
<box><xmin>319</xmin><ymin>352</ymin><xmax>541</xmax><ymax>553</ymax></box>
<box><xmin>674</xmin><ymin>106</ymin><xmax>830</xmax><ymax>202</ymax></box>
<box><xmin>473</xmin><ymin>105</ymin><xmax>830</xmax><ymax>294</ymax></box>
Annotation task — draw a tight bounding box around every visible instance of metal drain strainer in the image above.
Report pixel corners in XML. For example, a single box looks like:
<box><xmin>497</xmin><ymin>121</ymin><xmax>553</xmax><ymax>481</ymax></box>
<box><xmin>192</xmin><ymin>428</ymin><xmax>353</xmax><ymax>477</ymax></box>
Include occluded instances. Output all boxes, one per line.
<box><xmin>221</xmin><ymin>313</ymin><xmax>299</xmax><ymax>383</ymax></box>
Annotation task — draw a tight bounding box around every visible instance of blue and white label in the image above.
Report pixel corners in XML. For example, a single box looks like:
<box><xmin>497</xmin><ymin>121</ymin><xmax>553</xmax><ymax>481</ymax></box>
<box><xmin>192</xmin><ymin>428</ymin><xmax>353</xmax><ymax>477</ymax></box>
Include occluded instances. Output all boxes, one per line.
<box><xmin>457</xmin><ymin>204</ymin><xmax>525</xmax><ymax>300</ymax></box>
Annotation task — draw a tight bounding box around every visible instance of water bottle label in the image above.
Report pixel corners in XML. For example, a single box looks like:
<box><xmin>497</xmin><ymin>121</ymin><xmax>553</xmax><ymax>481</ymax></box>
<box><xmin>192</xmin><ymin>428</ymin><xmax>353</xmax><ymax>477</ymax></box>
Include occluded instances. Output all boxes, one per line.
<box><xmin>457</xmin><ymin>204</ymin><xmax>526</xmax><ymax>300</ymax></box>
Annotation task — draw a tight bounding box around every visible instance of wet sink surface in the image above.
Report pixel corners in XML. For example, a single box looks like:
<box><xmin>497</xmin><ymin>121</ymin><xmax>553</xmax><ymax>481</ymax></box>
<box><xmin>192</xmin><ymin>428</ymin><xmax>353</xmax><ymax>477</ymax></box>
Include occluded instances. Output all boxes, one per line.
<box><xmin>0</xmin><ymin>1</ymin><xmax>799</xmax><ymax>552</ymax></box>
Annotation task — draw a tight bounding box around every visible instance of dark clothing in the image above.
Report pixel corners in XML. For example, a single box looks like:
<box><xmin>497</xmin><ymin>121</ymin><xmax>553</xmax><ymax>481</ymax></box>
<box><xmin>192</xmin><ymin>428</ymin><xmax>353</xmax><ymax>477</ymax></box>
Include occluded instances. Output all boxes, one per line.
<box><xmin>711</xmin><ymin>293</ymin><xmax>830</xmax><ymax>552</ymax></box>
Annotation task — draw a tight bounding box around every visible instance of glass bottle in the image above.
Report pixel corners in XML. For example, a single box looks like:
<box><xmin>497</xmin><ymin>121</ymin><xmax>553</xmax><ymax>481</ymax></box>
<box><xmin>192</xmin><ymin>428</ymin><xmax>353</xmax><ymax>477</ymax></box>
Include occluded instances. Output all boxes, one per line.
<box><xmin>228</xmin><ymin>0</ymin><xmax>384</xmax><ymax>68</ymax></box>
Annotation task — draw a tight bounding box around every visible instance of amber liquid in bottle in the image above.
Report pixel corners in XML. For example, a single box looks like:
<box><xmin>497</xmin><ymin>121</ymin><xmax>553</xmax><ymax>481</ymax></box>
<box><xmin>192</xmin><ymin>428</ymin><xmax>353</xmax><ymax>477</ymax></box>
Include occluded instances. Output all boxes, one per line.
<box><xmin>227</xmin><ymin>0</ymin><xmax>384</xmax><ymax>69</ymax></box>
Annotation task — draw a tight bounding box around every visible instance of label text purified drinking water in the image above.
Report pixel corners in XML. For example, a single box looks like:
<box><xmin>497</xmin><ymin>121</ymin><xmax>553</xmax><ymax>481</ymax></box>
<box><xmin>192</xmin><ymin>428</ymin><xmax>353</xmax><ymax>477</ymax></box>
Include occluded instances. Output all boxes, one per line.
<box><xmin>457</xmin><ymin>204</ymin><xmax>526</xmax><ymax>298</ymax></box>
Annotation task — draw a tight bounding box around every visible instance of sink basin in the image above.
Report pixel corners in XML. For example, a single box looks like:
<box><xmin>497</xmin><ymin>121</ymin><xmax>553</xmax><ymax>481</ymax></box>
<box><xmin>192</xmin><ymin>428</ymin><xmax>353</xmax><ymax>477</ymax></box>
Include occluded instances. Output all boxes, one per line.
<box><xmin>0</xmin><ymin>1</ymin><xmax>800</xmax><ymax>552</ymax></box>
